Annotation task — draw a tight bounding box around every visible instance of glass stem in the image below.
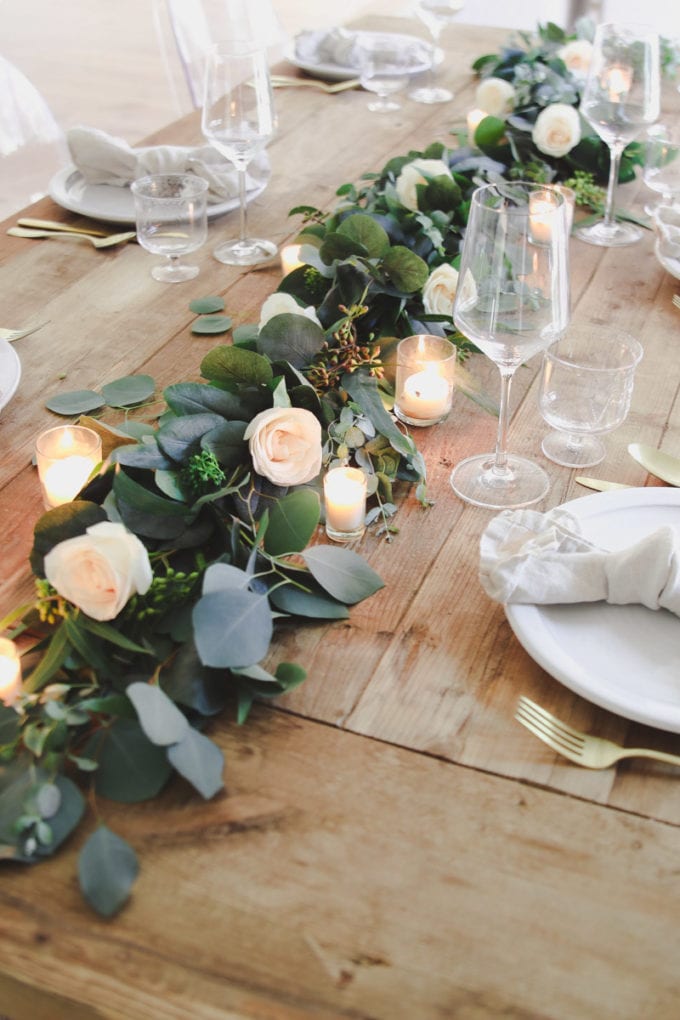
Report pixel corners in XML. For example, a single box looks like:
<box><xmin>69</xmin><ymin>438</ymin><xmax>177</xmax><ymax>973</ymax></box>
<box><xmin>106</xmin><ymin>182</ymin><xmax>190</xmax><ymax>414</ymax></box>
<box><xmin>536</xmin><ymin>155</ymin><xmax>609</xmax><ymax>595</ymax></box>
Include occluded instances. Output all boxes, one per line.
<box><xmin>494</xmin><ymin>367</ymin><xmax>514</xmax><ymax>473</ymax></box>
<box><xmin>237</xmin><ymin>165</ymin><xmax>248</xmax><ymax>245</ymax></box>
<box><xmin>603</xmin><ymin>143</ymin><xmax>623</xmax><ymax>229</ymax></box>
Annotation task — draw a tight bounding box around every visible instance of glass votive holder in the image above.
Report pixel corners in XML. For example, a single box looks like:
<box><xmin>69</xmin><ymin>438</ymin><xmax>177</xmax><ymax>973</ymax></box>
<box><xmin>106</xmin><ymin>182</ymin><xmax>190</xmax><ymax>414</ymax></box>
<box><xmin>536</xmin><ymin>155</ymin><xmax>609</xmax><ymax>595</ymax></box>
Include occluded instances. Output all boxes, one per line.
<box><xmin>394</xmin><ymin>334</ymin><xmax>456</xmax><ymax>427</ymax></box>
<box><xmin>0</xmin><ymin>637</ymin><xmax>22</xmax><ymax>707</ymax></box>
<box><xmin>36</xmin><ymin>425</ymin><xmax>102</xmax><ymax>509</ymax></box>
<box><xmin>280</xmin><ymin>243</ymin><xmax>304</xmax><ymax>275</ymax></box>
<box><xmin>324</xmin><ymin>467</ymin><xmax>368</xmax><ymax>543</ymax></box>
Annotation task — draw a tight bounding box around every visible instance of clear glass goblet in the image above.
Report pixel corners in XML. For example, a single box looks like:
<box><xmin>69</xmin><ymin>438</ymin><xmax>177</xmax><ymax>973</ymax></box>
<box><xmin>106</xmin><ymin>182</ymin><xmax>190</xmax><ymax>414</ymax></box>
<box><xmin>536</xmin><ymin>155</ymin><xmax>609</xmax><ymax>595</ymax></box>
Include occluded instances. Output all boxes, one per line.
<box><xmin>575</xmin><ymin>22</ymin><xmax>660</xmax><ymax>248</ymax></box>
<box><xmin>131</xmin><ymin>173</ymin><xmax>208</xmax><ymax>283</ymax></box>
<box><xmin>450</xmin><ymin>182</ymin><xmax>571</xmax><ymax>510</ymax></box>
<box><xmin>202</xmin><ymin>41</ymin><xmax>277</xmax><ymax>266</ymax></box>
<box><xmin>642</xmin><ymin>125</ymin><xmax>680</xmax><ymax>217</ymax></box>
<box><xmin>538</xmin><ymin>324</ymin><xmax>643</xmax><ymax>468</ymax></box>
<box><xmin>409</xmin><ymin>0</ymin><xmax>464</xmax><ymax>104</ymax></box>
<box><xmin>357</xmin><ymin>34</ymin><xmax>432</xmax><ymax>113</ymax></box>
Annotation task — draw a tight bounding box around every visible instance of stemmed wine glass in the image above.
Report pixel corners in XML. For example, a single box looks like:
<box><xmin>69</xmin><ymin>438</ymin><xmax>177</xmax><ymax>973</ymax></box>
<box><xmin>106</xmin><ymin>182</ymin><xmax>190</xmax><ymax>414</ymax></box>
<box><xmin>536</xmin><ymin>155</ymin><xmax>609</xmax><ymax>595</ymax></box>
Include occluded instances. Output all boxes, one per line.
<box><xmin>202</xmin><ymin>42</ymin><xmax>277</xmax><ymax>266</ymax></box>
<box><xmin>409</xmin><ymin>0</ymin><xmax>464</xmax><ymax>104</ymax></box>
<box><xmin>575</xmin><ymin>22</ymin><xmax>660</xmax><ymax>248</ymax></box>
<box><xmin>131</xmin><ymin>173</ymin><xmax>208</xmax><ymax>283</ymax></box>
<box><xmin>450</xmin><ymin>182</ymin><xmax>571</xmax><ymax>509</ymax></box>
<box><xmin>357</xmin><ymin>34</ymin><xmax>432</xmax><ymax>113</ymax></box>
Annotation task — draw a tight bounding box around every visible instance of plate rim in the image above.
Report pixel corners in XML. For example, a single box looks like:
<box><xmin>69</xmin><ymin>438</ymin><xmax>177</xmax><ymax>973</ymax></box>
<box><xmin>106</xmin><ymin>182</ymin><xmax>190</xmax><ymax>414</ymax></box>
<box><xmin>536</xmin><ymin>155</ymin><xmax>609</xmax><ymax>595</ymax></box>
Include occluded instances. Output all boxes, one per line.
<box><xmin>286</xmin><ymin>28</ymin><xmax>432</xmax><ymax>81</ymax></box>
<box><xmin>48</xmin><ymin>165</ymin><xmax>265</xmax><ymax>225</ymax></box>
<box><xmin>0</xmin><ymin>338</ymin><xmax>22</xmax><ymax>412</ymax></box>
<box><xmin>505</xmin><ymin>487</ymin><xmax>680</xmax><ymax>732</ymax></box>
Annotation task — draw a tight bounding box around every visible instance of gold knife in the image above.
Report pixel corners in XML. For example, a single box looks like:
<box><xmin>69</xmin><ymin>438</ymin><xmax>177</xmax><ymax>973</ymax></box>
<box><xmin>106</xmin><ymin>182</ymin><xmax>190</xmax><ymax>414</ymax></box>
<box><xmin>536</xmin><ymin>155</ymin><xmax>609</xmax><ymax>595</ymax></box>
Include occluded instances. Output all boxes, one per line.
<box><xmin>575</xmin><ymin>476</ymin><xmax>630</xmax><ymax>491</ymax></box>
<box><xmin>17</xmin><ymin>217</ymin><xmax>112</xmax><ymax>238</ymax></box>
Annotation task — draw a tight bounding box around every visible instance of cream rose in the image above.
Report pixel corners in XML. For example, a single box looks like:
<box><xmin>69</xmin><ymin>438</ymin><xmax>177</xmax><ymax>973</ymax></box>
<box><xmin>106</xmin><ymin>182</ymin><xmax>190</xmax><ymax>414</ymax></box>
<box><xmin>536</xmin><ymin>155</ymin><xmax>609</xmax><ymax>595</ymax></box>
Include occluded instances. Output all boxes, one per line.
<box><xmin>245</xmin><ymin>407</ymin><xmax>322</xmax><ymax>486</ymax></box>
<box><xmin>394</xmin><ymin>158</ymin><xmax>451</xmax><ymax>211</ymax></box>
<box><xmin>531</xmin><ymin>103</ymin><xmax>581</xmax><ymax>159</ymax></box>
<box><xmin>475</xmin><ymin>76</ymin><xmax>516</xmax><ymax>117</ymax></box>
<box><xmin>422</xmin><ymin>264</ymin><xmax>460</xmax><ymax>316</ymax></box>
<box><xmin>557</xmin><ymin>39</ymin><xmax>593</xmax><ymax>77</ymax></box>
<box><xmin>258</xmin><ymin>292</ymin><xmax>322</xmax><ymax>330</ymax></box>
<box><xmin>43</xmin><ymin>521</ymin><xmax>153</xmax><ymax>622</ymax></box>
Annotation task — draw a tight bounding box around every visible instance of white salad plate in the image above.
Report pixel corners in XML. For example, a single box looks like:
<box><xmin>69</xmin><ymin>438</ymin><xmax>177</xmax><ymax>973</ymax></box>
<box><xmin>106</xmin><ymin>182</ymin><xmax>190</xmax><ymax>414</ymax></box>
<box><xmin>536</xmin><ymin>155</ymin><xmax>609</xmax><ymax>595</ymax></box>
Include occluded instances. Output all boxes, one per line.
<box><xmin>286</xmin><ymin>29</ymin><xmax>431</xmax><ymax>81</ymax></box>
<box><xmin>506</xmin><ymin>487</ymin><xmax>680</xmax><ymax>733</ymax></box>
<box><xmin>48</xmin><ymin>166</ymin><xmax>266</xmax><ymax>225</ymax></box>
<box><xmin>0</xmin><ymin>339</ymin><xmax>22</xmax><ymax>413</ymax></box>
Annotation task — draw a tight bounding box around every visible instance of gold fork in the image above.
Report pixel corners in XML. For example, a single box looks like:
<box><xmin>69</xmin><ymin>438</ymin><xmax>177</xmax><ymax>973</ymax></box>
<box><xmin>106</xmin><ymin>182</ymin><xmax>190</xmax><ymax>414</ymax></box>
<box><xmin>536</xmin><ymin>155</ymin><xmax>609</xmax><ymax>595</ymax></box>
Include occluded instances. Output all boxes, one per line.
<box><xmin>0</xmin><ymin>321</ymin><xmax>49</xmax><ymax>342</ymax></box>
<box><xmin>7</xmin><ymin>227</ymin><xmax>136</xmax><ymax>248</ymax></box>
<box><xmin>515</xmin><ymin>695</ymin><xmax>680</xmax><ymax>769</ymax></box>
<box><xmin>270</xmin><ymin>74</ymin><xmax>361</xmax><ymax>94</ymax></box>
<box><xmin>672</xmin><ymin>294</ymin><xmax>680</xmax><ymax>310</ymax></box>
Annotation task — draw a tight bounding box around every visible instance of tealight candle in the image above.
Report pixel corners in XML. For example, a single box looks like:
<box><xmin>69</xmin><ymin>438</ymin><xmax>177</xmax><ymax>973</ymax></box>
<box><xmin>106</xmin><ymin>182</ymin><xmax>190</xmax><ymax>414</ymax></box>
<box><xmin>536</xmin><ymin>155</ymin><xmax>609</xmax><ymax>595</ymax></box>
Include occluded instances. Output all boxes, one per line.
<box><xmin>604</xmin><ymin>64</ymin><xmax>632</xmax><ymax>100</ymax></box>
<box><xmin>0</xmin><ymin>637</ymin><xmax>22</xmax><ymax>707</ymax></box>
<box><xmin>394</xmin><ymin>334</ymin><xmax>455</xmax><ymax>427</ymax></box>
<box><xmin>280</xmin><ymin>243</ymin><xmax>304</xmax><ymax>275</ymax></box>
<box><xmin>529</xmin><ymin>190</ymin><xmax>557</xmax><ymax>245</ymax></box>
<box><xmin>467</xmin><ymin>108</ymin><xmax>486</xmax><ymax>146</ymax></box>
<box><xmin>36</xmin><ymin>425</ymin><xmax>102</xmax><ymax>509</ymax></box>
<box><xmin>324</xmin><ymin>467</ymin><xmax>367</xmax><ymax>542</ymax></box>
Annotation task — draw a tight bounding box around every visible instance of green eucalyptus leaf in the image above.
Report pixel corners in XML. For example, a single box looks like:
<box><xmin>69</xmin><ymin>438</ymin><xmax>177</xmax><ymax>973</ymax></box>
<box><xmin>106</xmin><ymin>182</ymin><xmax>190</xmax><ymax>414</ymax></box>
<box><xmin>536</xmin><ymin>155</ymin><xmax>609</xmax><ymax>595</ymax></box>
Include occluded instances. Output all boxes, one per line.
<box><xmin>189</xmin><ymin>296</ymin><xmax>225</xmax><ymax>314</ymax></box>
<box><xmin>23</xmin><ymin>623</ymin><xmax>71</xmax><ymax>693</ymax></box>
<box><xmin>474</xmin><ymin>115</ymin><xmax>506</xmax><ymax>149</ymax></box>
<box><xmin>101</xmin><ymin>374</ymin><xmax>155</xmax><ymax>408</ymax></box>
<box><xmin>86</xmin><ymin>718</ymin><xmax>173</xmax><ymax>802</ymax></box>
<box><xmin>0</xmin><ymin>704</ymin><xmax>20</xmax><ymax>745</ymax></box>
<box><xmin>263</xmin><ymin>488</ymin><xmax>320</xmax><ymax>556</ymax></box>
<box><xmin>160</xmin><ymin>643</ymin><xmax>229</xmax><ymax>716</ymax></box>
<box><xmin>337</xmin><ymin>213</ymin><xmax>390</xmax><ymax>257</ymax></box>
<box><xmin>202</xmin><ymin>562</ymin><xmax>250</xmax><ymax>592</ymax></box>
<box><xmin>192</xmin><ymin>588</ymin><xmax>273</xmax><ymax>668</ymax></box>
<box><xmin>257</xmin><ymin>313</ymin><xmax>326</xmax><ymax>369</ymax></box>
<box><xmin>126</xmin><ymin>682</ymin><xmax>190</xmax><ymax>746</ymax></box>
<box><xmin>201</xmin><ymin>345</ymin><xmax>273</xmax><ymax>386</ymax></box>
<box><xmin>201</xmin><ymin>420</ymin><xmax>248</xmax><ymax>467</ymax></box>
<box><xmin>191</xmin><ymin>315</ymin><xmax>233</xmax><ymax>335</ymax></box>
<box><xmin>154</xmin><ymin>469</ymin><xmax>186</xmax><ymax>500</ymax></box>
<box><xmin>156</xmin><ymin>412</ymin><xmax>224</xmax><ymax>462</ymax></box>
<box><xmin>113</xmin><ymin>469</ymin><xmax>193</xmax><ymax>539</ymax></box>
<box><xmin>320</xmin><ymin>231</ymin><xmax>366</xmax><ymax>263</ymax></box>
<box><xmin>78</xmin><ymin>616</ymin><xmax>152</xmax><ymax>655</ymax></box>
<box><xmin>269</xmin><ymin>583</ymin><xmax>349</xmax><ymax>619</ymax></box>
<box><xmin>110</xmin><ymin>440</ymin><xmax>173</xmax><ymax>470</ymax></box>
<box><xmin>45</xmin><ymin>390</ymin><xmax>105</xmax><ymax>415</ymax></box>
<box><xmin>29</xmin><ymin>499</ymin><xmax>108</xmax><ymax>574</ymax></box>
<box><xmin>78</xmin><ymin>826</ymin><xmax>139</xmax><ymax>918</ymax></box>
<box><xmin>164</xmin><ymin>381</ymin><xmax>248</xmax><ymax>418</ymax></box>
<box><xmin>167</xmin><ymin>727</ymin><xmax>224</xmax><ymax>799</ymax></box>
<box><xmin>382</xmin><ymin>246</ymin><xmax>429</xmax><ymax>294</ymax></box>
<box><xmin>301</xmin><ymin>545</ymin><xmax>384</xmax><ymax>604</ymax></box>
<box><xmin>274</xmin><ymin>661</ymin><xmax>307</xmax><ymax>690</ymax></box>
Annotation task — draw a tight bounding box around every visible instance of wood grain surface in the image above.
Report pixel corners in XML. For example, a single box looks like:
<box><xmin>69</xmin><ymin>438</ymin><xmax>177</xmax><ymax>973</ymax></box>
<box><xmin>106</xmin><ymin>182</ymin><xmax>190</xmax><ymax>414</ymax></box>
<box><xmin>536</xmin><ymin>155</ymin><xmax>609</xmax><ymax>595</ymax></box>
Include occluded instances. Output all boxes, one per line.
<box><xmin>2</xmin><ymin>18</ymin><xmax>680</xmax><ymax>1020</ymax></box>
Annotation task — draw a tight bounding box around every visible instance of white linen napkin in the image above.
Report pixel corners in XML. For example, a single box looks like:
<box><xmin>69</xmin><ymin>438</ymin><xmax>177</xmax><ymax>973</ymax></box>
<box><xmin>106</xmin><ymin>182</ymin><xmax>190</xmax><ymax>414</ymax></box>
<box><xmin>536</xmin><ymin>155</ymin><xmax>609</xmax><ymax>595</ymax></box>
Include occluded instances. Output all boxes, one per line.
<box><xmin>479</xmin><ymin>507</ymin><xmax>680</xmax><ymax>617</ymax></box>
<box><xmin>67</xmin><ymin>126</ymin><xmax>270</xmax><ymax>204</ymax></box>
<box><xmin>294</xmin><ymin>27</ymin><xmax>361</xmax><ymax>69</ymax></box>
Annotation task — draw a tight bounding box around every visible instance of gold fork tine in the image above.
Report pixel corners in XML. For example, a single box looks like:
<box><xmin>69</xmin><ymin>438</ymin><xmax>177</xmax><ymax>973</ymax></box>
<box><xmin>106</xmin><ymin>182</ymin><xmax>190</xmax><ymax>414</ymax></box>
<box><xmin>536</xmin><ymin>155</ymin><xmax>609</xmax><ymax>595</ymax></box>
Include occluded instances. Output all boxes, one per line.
<box><xmin>672</xmin><ymin>294</ymin><xmax>680</xmax><ymax>309</ymax></box>
<box><xmin>515</xmin><ymin>699</ymin><xmax>585</xmax><ymax>762</ymax></box>
<box><xmin>516</xmin><ymin>696</ymin><xmax>586</xmax><ymax>748</ymax></box>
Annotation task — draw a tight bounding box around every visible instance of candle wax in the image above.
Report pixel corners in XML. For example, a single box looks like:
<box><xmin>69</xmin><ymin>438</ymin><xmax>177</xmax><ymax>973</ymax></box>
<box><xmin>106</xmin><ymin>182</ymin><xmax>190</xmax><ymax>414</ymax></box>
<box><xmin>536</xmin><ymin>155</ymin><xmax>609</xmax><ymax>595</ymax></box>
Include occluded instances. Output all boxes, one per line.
<box><xmin>324</xmin><ymin>470</ymin><xmax>366</xmax><ymax>533</ymax></box>
<box><xmin>42</xmin><ymin>455</ymin><xmax>96</xmax><ymax>507</ymax></box>
<box><xmin>0</xmin><ymin>639</ymin><xmax>21</xmax><ymax>707</ymax></box>
<box><xmin>398</xmin><ymin>369</ymin><xmax>450</xmax><ymax>421</ymax></box>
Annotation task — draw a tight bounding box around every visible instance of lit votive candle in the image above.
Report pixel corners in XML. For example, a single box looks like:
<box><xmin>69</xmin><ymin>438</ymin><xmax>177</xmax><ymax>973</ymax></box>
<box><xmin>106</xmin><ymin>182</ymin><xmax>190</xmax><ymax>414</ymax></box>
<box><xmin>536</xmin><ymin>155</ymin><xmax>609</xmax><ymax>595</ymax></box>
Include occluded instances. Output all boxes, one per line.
<box><xmin>324</xmin><ymin>467</ymin><xmax>367</xmax><ymax>543</ymax></box>
<box><xmin>280</xmin><ymin>243</ymin><xmax>304</xmax><ymax>275</ymax></box>
<box><xmin>529</xmin><ymin>190</ymin><xmax>557</xmax><ymax>245</ymax></box>
<box><xmin>36</xmin><ymin>425</ymin><xmax>102</xmax><ymax>509</ymax></box>
<box><xmin>467</xmin><ymin>107</ymin><xmax>486</xmax><ymax>146</ymax></box>
<box><xmin>394</xmin><ymin>334</ymin><xmax>455</xmax><ymax>427</ymax></box>
<box><xmin>0</xmin><ymin>637</ymin><xmax>22</xmax><ymax>707</ymax></box>
<box><xmin>604</xmin><ymin>64</ymin><xmax>632</xmax><ymax>100</ymax></box>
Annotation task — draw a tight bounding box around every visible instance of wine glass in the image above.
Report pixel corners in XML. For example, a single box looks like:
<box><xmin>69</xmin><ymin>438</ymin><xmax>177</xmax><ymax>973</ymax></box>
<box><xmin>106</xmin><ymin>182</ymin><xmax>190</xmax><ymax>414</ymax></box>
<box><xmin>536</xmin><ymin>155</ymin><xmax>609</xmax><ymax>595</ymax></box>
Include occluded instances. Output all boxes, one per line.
<box><xmin>131</xmin><ymin>173</ymin><xmax>208</xmax><ymax>283</ymax></box>
<box><xmin>642</xmin><ymin>125</ymin><xmax>680</xmax><ymax>217</ymax></box>
<box><xmin>450</xmin><ymin>182</ymin><xmax>571</xmax><ymax>509</ymax></box>
<box><xmin>575</xmin><ymin>22</ymin><xmax>660</xmax><ymax>248</ymax></box>
<box><xmin>409</xmin><ymin>0</ymin><xmax>464</xmax><ymax>104</ymax></box>
<box><xmin>201</xmin><ymin>42</ymin><xmax>276</xmax><ymax>266</ymax></box>
<box><xmin>357</xmin><ymin>34</ymin><xmax>432</xmax><ymax>113</ymax></box>
<box><xmin>538</xmin><ymin>323</ymin><xmax>643</xmax><ymax>468</ymax></box>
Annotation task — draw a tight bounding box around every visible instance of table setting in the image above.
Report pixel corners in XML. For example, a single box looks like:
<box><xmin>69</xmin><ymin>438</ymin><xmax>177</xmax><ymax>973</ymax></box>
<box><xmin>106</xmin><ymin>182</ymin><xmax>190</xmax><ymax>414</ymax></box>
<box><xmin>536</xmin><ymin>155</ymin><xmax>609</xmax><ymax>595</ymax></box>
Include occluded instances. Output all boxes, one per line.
<box><xmin>3</xmin><ymin>11</ymin><xmax>680</xmax><ymax>1019</ymax></box>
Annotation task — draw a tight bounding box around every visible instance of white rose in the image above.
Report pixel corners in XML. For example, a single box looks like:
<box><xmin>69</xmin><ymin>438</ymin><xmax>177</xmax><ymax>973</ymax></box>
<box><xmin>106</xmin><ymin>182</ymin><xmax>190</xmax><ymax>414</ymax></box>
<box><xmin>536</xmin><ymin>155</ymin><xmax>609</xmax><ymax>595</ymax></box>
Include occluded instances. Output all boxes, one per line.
<box><xmin>258</xmin><ymin>292</ymin><xmax>322</xmax><ymax>330</ymax></box>
<box><xmin>475</xmin><ymin>77</ymin><xmax>516</xmax><ymax>117</ymax></box>
<box><xmin>244</xmin><ymin>407</ymin><xmax>322</xmax><ymax>486</ymax></box>
<box><xmin>557</xmin><ymin>39</ymin><xmax>593</xmax><ymax>77</ymax></box>
<box><xmin>531</xmin><ymin>103</ymin><xmax>581</xmax><ymax>159</ymax></box>
<box><xmin>43</xmin><ymin>521</ymin><xmax>153</xmax><ymax>622</ymax></box>
<box><xmin>394</xmin><ymin>158</ymin><xmax>451</xmax><ymax>211</ymax></box>
<box><xmin>422</xmin><ymin>264</ymin><xmax>459</xmax><ymax>316</ymax></box>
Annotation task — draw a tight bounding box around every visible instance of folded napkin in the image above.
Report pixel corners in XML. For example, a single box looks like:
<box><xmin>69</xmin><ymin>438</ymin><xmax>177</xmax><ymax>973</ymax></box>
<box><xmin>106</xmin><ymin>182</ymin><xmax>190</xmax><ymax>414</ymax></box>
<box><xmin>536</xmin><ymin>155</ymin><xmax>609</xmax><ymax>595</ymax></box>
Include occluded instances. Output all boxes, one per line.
<box><xmin>294</xmin><ymin>27</ymin><xmax>361</xmax><ymax>69</ymax></box>
<box><xmin>654</xmin><ymin>204</ymin><xmax>680</xmax><ymax>260</ymax></box>
<box><xmin>479</xmin><ymin>507</ymin><xmax>680</xmax><ymax>617</ymax></box>
<box><xmin>67</xmin><ymin>126</ymin><xmax>270</xmax><ymax>204</ymax></box>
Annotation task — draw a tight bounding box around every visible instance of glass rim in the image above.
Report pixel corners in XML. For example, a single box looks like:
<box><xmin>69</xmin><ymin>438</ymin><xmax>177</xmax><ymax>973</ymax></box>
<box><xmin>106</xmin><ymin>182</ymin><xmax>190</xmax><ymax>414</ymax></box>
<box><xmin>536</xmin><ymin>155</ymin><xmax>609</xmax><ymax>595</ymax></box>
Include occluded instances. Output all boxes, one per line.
<box><xmin>130</xmin><ymin>173</ymin><xmax>209</xmax><ymax>198</ymax></box>
<box><xmin>545</xmin><ymin>333</ymin><xmax>644</xmax><ymax>372</ymax></box>
<box><xmin>470</xmin><ymin>180</ymin><xmax>567</xmax><ymax>213</ymax></box>
<box><xmin>35</xmin><ymin>424</ymin><xmax>102</xmax><ymax>455</ymax></box>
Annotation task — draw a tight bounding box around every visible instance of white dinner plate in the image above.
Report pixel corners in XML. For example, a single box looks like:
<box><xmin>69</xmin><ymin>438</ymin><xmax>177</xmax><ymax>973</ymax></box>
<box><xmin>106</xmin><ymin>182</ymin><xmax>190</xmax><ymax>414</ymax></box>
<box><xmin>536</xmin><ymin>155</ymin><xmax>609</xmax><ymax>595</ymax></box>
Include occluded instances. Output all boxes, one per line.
<box><xmin>0</xmin><ymin>339</ymin><xmax>22</xmax><ymax>412</ymax></box>
<box><xmin>506</xmin><ymin>487</ymin><xmax>680</xmax><ymax>732</ymax></box>
<box><xmin>48</xmin><ymin>166</ymin><xmax>266</xmax><ymax>225</ymax></box>
<box><xmin>286</xmin><ymin>29</ymin><xmax>431</xmax><ymax>82</ymax></box>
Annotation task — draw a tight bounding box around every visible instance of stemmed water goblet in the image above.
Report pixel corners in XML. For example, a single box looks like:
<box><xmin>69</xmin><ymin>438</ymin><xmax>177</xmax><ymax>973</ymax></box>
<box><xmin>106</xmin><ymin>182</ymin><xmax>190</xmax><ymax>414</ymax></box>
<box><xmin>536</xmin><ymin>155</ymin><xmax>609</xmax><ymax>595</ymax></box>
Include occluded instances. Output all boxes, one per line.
<box><xmin>538</xmin><ymin>323</ymin><xmax>643</xmax><ymax>468</ymax></box>
<box><xmin>131</xmin><ymin>173</ymin><xmax>208</xmax><ymax>283</ymax></box>
<box><xmin>450</xmin><ymin>182</ymin><xmax>571</xmax><ymax>509</ymax></box>
<box><xmin>201</xmin><ymin>42</ymin><xmax>277</xmax><ymax>266</ymax></box>
<box><xmin>357</xmin><ymin>34</ymin><xmax>432</xmax><ymax>113</ymax></box>
<box><xmin>409</xmin><ymin>0</ymin><xmax>464</xmax><ymax>104</ymax></box>
<box><xmin>575</xmin><ymin>22</ymin><xmax>660</xmax><ymax>248</ymax></box>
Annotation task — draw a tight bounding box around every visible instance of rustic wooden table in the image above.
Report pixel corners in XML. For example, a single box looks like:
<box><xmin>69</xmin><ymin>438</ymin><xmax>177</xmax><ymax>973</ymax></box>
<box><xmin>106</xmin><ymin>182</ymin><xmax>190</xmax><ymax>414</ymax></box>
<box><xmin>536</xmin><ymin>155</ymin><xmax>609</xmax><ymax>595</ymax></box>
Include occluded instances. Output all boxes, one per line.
<box><xmin>2</xmin><ymin>18</ymin><xmax>680</xmax><ymax>1020</ymax></box>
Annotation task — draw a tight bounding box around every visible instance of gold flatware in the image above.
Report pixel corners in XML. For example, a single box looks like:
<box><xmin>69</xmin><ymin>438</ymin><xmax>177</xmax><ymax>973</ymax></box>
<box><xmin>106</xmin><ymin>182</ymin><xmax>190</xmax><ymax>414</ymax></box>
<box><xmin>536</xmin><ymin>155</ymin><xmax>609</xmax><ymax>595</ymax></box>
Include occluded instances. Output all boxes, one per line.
<box><xmin>270</xmin><ymin>74</ymin><xmax>361</xmax><ymax>94</ymax></box>
<box><xmin>8</xmin><ymin>227</ymin><xmax>136</xmax><ymax>249</ymax></box>
<box><xmin>515</xmin><ymin>696</ymin><xmax>680</xmax><ymax>769</ymax></box>
<box><xmin>0</xmin><ymin>321</ymin><xmax>49</xmax><ymax>342</ymax></box>
<box><xmin>575</xmin><ymin>476</ymin><xmax>630</xmax><ymax>492</ymax></box>
<box><xmin>628</xmin><ymin>442</ymin><xmax>680</xmax><ymax>486</ymax></box>
<box><xmin>17</xmin><ymin>217</ymin><xmax>112</xmax><ymax>238</ymax></box>
<box><xmin>672</xmin><ymin>294</ymin><xmax>680</xmax><ymax>310</ymax></box>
